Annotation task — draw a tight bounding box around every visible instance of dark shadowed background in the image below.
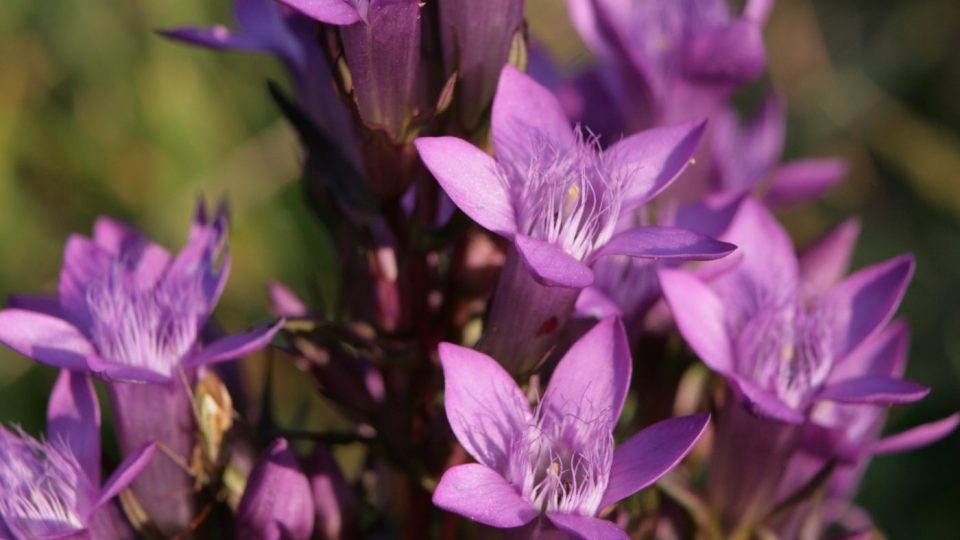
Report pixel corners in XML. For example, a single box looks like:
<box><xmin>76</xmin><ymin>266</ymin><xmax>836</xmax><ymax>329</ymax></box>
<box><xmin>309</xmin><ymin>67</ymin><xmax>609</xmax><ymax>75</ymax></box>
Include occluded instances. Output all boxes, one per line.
<box><xmin>1</xmin><ymin>1</ymin><xmax>957</xmax><ymax>537</ymax></box>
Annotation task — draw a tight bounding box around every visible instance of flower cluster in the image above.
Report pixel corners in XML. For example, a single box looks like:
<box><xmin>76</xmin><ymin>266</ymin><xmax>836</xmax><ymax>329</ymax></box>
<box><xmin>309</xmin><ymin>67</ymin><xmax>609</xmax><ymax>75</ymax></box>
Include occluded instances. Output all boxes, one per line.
<box><xmin>0</xmin><ymin>1</ymin><xmax>955</xmax><ymax>539</ymax></box>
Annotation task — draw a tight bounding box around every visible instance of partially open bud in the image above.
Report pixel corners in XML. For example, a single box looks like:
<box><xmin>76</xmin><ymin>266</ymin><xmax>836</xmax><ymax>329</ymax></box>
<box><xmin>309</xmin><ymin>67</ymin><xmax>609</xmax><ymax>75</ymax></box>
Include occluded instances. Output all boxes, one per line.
<box><xmin>307</xmin><ymin>443</ymin><xmax>360</xmax><ymax>540</ymax></box>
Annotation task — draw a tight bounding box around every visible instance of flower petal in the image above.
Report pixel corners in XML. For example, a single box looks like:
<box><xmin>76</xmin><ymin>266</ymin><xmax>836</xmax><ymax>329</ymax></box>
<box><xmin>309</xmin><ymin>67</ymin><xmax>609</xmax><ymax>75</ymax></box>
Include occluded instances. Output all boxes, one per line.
<box><xmin>515</xmin><ymin>235</ymin><xmax>594</xmax><ymax>288</ymax></box>
<box><xmin>439</xmin><ymin>343</ymin><xmax>532</xmax><ymax>470</ymax></box>
<box><xmin>96</xmin><ymin>442</ymin><xmax>156</xmax><ymax>508</ymax></box>
<box><xmin>588</xmin><ymin>226</ymin><xmax>736</xmax><ymax>264</ymax></box>
<box><xmin>658</xmin><ymin>269</ymin><xmax>733</xmax><ymax>374</ymax></box>
<box><xmin>733</xmin><ymin>378</ymin><xmax>806</xmax><ymax>424</ymax></box>
<box><xmin>268</xmin><ymin>281</ymin><xmax>309</xmax><ymax>317</ymax></box>
<box><xmin>574</xmin><ymin>287</ymin><xmax>623</xmax><ymax>319</ymax></box>
<box><xmin>829</xmin><ymin>320</ymin><xmax>908</xmax><ymax>383</ymax></box>
<box><xmin>817</xmin><ymin>376</ymin><xmax>929</xmax><ymax>405</ymax></box>
<box><xmin>684</xmin><ymin>20</ymin><xmax>766</xmax><ymax>84</ymax></box>
<box><xmin>85</xmin><ymin>356</ymin><xmax>173</xmax><ymax>384</ymax></box>
<box><xmin>433</xmin><ymin>464</ymin><xmax>537</xmax><ymax>528</ymax></box>
<box><xmin>799</xmin><ymin>218</ymin><xmax>861</xmax><ymax>297</ymax></box>
<box><xmin>547</xmin><ymin>512</ymin><xmax>629</xmax><ymax>540</ymax></box>
<box><xmin>542</xmin><ymin>317</ymin><xmax>631</xmax><ymax>429</ymax></box>
<box><xmin>277</xmin><ymin>0</ymin><xmax>363</xmax><ymax>25</ymax></box>
<box><xmin>826</xmin><ymin>254</ymin><xmax>914</xmax><ymax>359</ymax></box>
<box><xmin>58</xmin><ymin>234</ymin><xmax>113</xmax><ymax>330</ymax></box>
<box><xmin>0</xmin><ymin>309</ymin><xmax>95</xmax><ymax>371</ymax></box>
<box><xmin>492</xmin><ymin>65</ymin><xmax>575</xmax><ymax>170</ymax></box>
<box><xmin>609</xmin><ymin>120</ymin><xmax>707</xmax><ymax>208</ymax></box>
<box><xmin>716</xmin><ymin>197</ymin><xmax>799</xmax><ymax>296</ymax></box>
<box><xmin>184</xmin><ymin>319</ymin><xmax>283</xmax><ymax>368</ymax></box>
<box><xmin>6</xmin><ymin>294</ymin><xmax>63</xmax><ymax>317</ymax></box>
<box><xmin>414</xmin><ymin>136</ymin><xmax>516</xmax><ymax>237</ymax></box>
<box><xmin>600</xmin><ymin>413</ymin><xmax>710</xmax><ymax>508</ymax></box>
<box><xmin>47</xmin><ymin>370</ymin><xmax>102</xmax><ymax>484</ymax></box>
<box><xmin>765</xmin><ymin>158</ymin><xmax>848</xmax><ymax>207</ymax></box>
<box><xmin>864</xmin><ymin>413</ymin><xmax>960</xmax><ymax>456</ymax></box>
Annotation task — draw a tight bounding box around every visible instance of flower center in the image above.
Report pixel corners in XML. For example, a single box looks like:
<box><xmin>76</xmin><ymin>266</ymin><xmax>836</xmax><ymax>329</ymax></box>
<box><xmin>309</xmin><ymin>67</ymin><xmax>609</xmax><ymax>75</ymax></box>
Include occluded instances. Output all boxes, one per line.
<box><xmin>0</xmin><ymin>430</ymin><xmax>93</xmax><ymax>539</ymax></box>
<box><xmin>504</xmin><ymin>130</ymin><xmax>623</xmax><ymax>261</ymax></box>
<box><xmin>86</xmin><ymin>265</ymin><xmax>203</xmax><ymax>377</ymax></box>
<box><xmin>735</xmin><ymin>296</ymin><xmax>837</xmax><ymax>409</ymax></box>
<box><xmin>507</xmin><ymin>412</ymin><xmax>613</xmax><ymax>516</ymax></box>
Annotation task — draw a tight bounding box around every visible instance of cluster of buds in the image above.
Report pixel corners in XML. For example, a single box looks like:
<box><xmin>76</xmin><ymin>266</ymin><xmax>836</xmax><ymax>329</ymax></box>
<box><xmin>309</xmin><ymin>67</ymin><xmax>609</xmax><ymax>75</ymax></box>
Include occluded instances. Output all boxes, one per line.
<box><xmin>0</xmin><ymin>1</ymin><xmax>955</xmax><ymax>539</ymax></box>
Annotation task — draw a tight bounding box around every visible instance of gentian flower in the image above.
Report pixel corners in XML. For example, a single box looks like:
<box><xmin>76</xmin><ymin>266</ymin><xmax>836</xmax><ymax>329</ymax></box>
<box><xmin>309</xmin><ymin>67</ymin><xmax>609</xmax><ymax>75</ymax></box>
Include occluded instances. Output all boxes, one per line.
<box><xmin>416</xmin><ymin>66</ymin><xmax>735</xmax><ymax>374</ymax></box>
<box><xmin>236</xmin><ymin>438</ymin><xmax>315</xmax><ymax>540</ymax></box>
<box><xmin>0</xmin><ymin>370</ymin><xmax>155</xmax><ymax>540</ymax></box>
<box><xmin>433</xmin><ymin>317</ymin><xmax>710</xmax><ymax>539</ymax></box>
<box><xmin>0</xmin><ymin>203</ymin><xmax>282</xmax><ymax>533</ymax></box>
<box><xmin>565</xmin><ymin>0</ymin><xmax>771</xmax><ymax>131</ymax></box>
<box><xmin>658</xmin><ymin>199</ymin><xmax>927</xmax><ymax>530</ymax></box>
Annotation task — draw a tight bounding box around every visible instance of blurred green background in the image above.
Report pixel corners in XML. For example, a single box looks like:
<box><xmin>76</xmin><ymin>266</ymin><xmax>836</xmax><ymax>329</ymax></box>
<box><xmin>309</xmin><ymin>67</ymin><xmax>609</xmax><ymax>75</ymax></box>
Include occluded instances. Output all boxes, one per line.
<box><xmin>0</xmin><ymin>0</ymin><xmax>957</xmax><ymax>537</ymax></box>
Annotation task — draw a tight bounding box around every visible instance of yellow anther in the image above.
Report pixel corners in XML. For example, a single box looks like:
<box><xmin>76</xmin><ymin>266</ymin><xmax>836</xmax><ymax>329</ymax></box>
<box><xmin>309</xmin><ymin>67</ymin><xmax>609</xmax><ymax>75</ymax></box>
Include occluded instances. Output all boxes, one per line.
<box><xmin>567</xmin><ymin>185</ymin><xmax>581</xmax><ymax>198</ymax></box>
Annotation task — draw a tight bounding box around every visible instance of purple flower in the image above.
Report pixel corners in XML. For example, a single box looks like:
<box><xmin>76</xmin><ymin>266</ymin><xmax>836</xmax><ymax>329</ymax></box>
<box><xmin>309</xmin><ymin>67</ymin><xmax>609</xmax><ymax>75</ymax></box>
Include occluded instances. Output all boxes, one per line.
<box><xmin>237</xmin><ymin>439</ymin><xmax>315</xmax><ymax>540</ymax></box>
<box><xmin>566</xmin><ymin>0</ymin><xmax>770</xmax><ymax>130</ymax></box>
<box><xmin>0</xmin><ymin>203</ymin><xmax>281</xmax><ymax>533</ymax></box>
<box><xmin>660</xmin><ymin>199</ymin><xmax>925</xmax><ymax>425</ymax></box>
<box><xmin>0</xmin><ymin>204</ymin><xmax>281</xmax><ymax>383</ymax></box>
<box><xmin>433</xmin><ymin>317</ymin><xmax>710</xmax><ymax>538</ymax></box>
<box><xmin>416</xmin><ymin>66</ymin><xmax>734</xmax><ymax>372</ymax></box>
<box><xmin>0</xmin><ymin>370</ymin><xmax>155</xmax><ymax>540</ymax></box>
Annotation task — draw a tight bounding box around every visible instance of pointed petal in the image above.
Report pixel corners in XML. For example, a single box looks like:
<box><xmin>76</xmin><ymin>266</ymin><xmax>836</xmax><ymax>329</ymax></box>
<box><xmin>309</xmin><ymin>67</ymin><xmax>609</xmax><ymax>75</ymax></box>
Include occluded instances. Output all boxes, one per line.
<box><xmin>515</xmin><ymin>235</ymin><xmax>594</xmax><ymax>288</ymax></box>
<box><xmin>268</xmin><ymin>281</ymin><xmax>309</xmax><ymax>317</ymax></box>
<box><xmin>829</xmin><ymin>321</ymin><xmax>908</xmax><ymax>383</ymax></box>
<box><xmin>684</xmin><ymin>20</ymin><xmax>766</xmax><ymax>84</ymax></box>
<box><xmin>827</xmin><ymin>255</ymin><xmax>914</xmax><ymax>359</ymax></box>
<box><xmin>0</xmin><ymin>309</ymin><xmax>95</xmax><ymax>370</ymax></box>
<box><xmin>818</xmin><ymin>376</ymin><xmax>929</xmax><ymax>405</ymax></box>
<box><xmin>658</xmin><ymin>270</ymin><xmax>733</xmax><ymax>374</ymax></box>
<box><xmin>765</xmin><ymin>158</ymin><xmax>848</xmax><ymax>207</ymax></box>
<box><xmin>433</xmin><ymin>464</ymin><xmax>537</xmax><ymax>528</ymax></box>
<box><xmin>96</xmin><ymin>442</ymin><xmax>156</xmax><ymax>508</ymax></box>
<box><xmin>58</xmin><ymin>234</ymin><xmax>113</xmax><ymax>330</ymax></box>
<box><xmin>547</xmin><ymin>512</ymin><xmax>629</xmax><ymax>540</ymax></box>
<box><xmin>744</xmin><ymin>0</ymin><xmax>775</xmax><ymax>24</ymax></box>
<box><xmin>237</xmin><ymin>438</ymin><xmax>315</xmax><ymax>540</ymax></box>
<box><xmin>733</xmin><ymin>378</ymin><xmax>806</xmax><ymax>424</ymax></box>
<box><xmin>414</xmin><ymin>136</ymin><xmax>516</xmax><ymax>237</ymax></box>
<box><xmin>47</xmin><ymin>370</ymin><xmax>101</xmax><ymax>483</ymax></box>
<box><xmin>609</xmin><ymin>120</ymin><xmax>707</xmax><ymax>208</ymax></box>
<box><xmin>600</xmin><ymin>413</ymin><xmax>710</xmax><ymax>507</ymax></box>
<box><xmin>6</xmin><ymin>294</ymin><xmax>63</xmax><ymax>318</ymax></box>
<box><xmin>716</xmin><ymin>197</ymin><xmax>799</xmax><ymax>295</ymax></box>
<box><xmin>439</xmin><ymin>343</ymin><xmax>532</xmax><ymax>470</ymax></box>
<box><xmin>277</xmin><ymin>0</ymin><xmax>363</xmax><ymax>25</ymax></box>
<box><xmin>159</xmin><ymin>26</ymin><xmax>270</xmax><ymax>52</ymax></box>
<box><xmin>92</xmin><ymin>216</ymin><xmax>146</xmax><ymax>255</ymax></box>
<box><xmin>542</xmin><ymin>317</ymin><xmax>631</xmax><ymax>429</ymax></box>
<box><xmin>85</xmin><ymin>356</ymin><xmax>173</xmax><ymax>384</ymax></box>
<box><xmin>574</xmin><ymin>287</ymin><xmax>623</xmax><ymax>319</ymax></box>
<box><xmin>588</xmin><ymin>226</ymin><xmax>736</xmax><ymax>263</ymax></box>
<box><xmin>492</xmin><ymin>65</ymin><xmax>575</xmax><ymax>169</ymax></box>
<box><xmin>184</xmin><ymin>320</ymin><xmax>283</xmax><ymax>368</ymax></box>
<box><xmin>864</xmin><ymin>413</ymin><xmax>960</xmax><ymax>456</ymax></box>
<box><xmin>799</xmin><ymin>218</ymin><xmax>861</xmax><ymax>297</ymax></box>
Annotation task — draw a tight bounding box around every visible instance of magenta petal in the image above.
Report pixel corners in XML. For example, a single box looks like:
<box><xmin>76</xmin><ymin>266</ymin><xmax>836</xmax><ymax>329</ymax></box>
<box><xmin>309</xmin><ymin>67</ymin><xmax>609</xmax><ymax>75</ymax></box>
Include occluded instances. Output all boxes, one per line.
<box><xmin>658</xmin><ymin>270</ymin><xmax>733</xmax><ymax>374</ymax></box>
<box><xmin>719</xmin><ymin>198</ymin><xmax>799</xmax><ymax>293</ymax></box>
<box><xmin>414</xmin><ymin>137</ymin><xmax>516</xmax><ymax>237</ymax></box>
<box><xmin>817</xmin><ymin>376</ymin><xmax>929</xmax><ymax>405</ymax></box>
<box><xmin>610</xmin><ymin>120</ymin><xmax>707</xmax><ymax>208</ymax></box>
<box><xmin>58</xmin><ymin>234</ymin><xmax>113</xmax><ymax>329</ymax></box>
<box><xmin>574</xmin><ymin>287</ymin><xmax>623</xmax><ymax>319</ymax></box>
<box><xmin>547</xmin><ymin>512</ymin><xmax>629</xmax><ymax>540</ymax></box>
<box><xmin>277</xmin><ymin>0</ymin><xmax>363</xmax><ymax>25</ymax></box>
<box><xmin>0</xmin><ymin>309</ymin><xmax>94</xmax><ymax>370</ymax></box>
<box><xmin>47</xmin><ymin>370</ymin><xmax>102</xmax><ymax>483</ymax></box>
<box><xmin>744</xmin><ymin>0</ymin><xmax>775</xmax><ymax>24</ymax></box>
<box><xmin>829</xmin><ymin>321</ymin><xmax>908</xmax><ymax>383</ymax></box>
<box><xmin>85</xmin><ymin>356</ymin><xmax>172</xmax><ymax>384</ymax></box>
<box><xmin>237</xmin><ymin>438</ymin><xmax>315</xmax><ymax>540</ymax></box>
<box><xmin>515</xmin><ymin>235</ymin><xmax>594</xmax><ymax>288</ymax></box>
<box><xmin>6</xmin><ymin>294</ymin><xmax>63</xmax><ymax>318</ymax></box>
<box><xmin>827</xmin><ymin>254</ymin><xmax>914</xmax><ymax>359</ymax></box>
<box><xmin>864</xmin><ymin>413</ymin><xmax>960</xmax><ymax>456</ymax></box>
<box><xmin>438</xmin><ymin>343</ymin><xmax>532</xmax><ymax>470</ymax></box>
<box><xmin>160</xmin><ymin>26</ymin><xmax>269</xmax><ymax>52</ymax></box>
<box><xmin>600</xmin><ymin>413</ymin><xmax>710</xmax><ymax>508</ymax></box>
<box><xmin>185</xmin><ymin>319</ymin><xmax>283</xmax><ymax>368</ymax></box>
<box><xmin>733</xmin><ymin>378</ymin><xmax>806</xmax><ymax>424</ymax></box>
<box><xmin>96</xmin><ymin>442</ymin><xmax>156</xmax><ymax>508</ymax></box>
<box><xmin>588</xmin><ymin>226</ymin><xmax>736</xmax><ymax>263</ymax></box>
<box><xmin>433</xmin><ymin>464</ymin><xmax>537</xmax><ymax>528</ymax></box>
<box><xmin>765</xmin><ymin>158</ymin><xmax>848</xmax><ymax>207</ymax></box>
<box><xmin>492</xmin><ymin>65</ymin><xmax>575</xmax><ymax>167</ymax></box>
<box><xmin>684</xmin><ymin>20</ymin><xmax>766</xmax><ymax>84</ymax></box>
<box><xmin>799</xmin><ymin>218</ymin><xmax>861</xmax><ymax>297</ymax></box>
<box><xmin>268</xmin><ymin>281</ymin><xmax>309</xmax><ymax>317</ymax></box>
<box><xmin>542</xmin><ymin>317</ymin><xmax>631</xmax><ymax>429</ymax></box>
<box><xmin>92</xmin><ymin>216</ymin><xmax>146</xmax><ymax>255</ymax></box>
